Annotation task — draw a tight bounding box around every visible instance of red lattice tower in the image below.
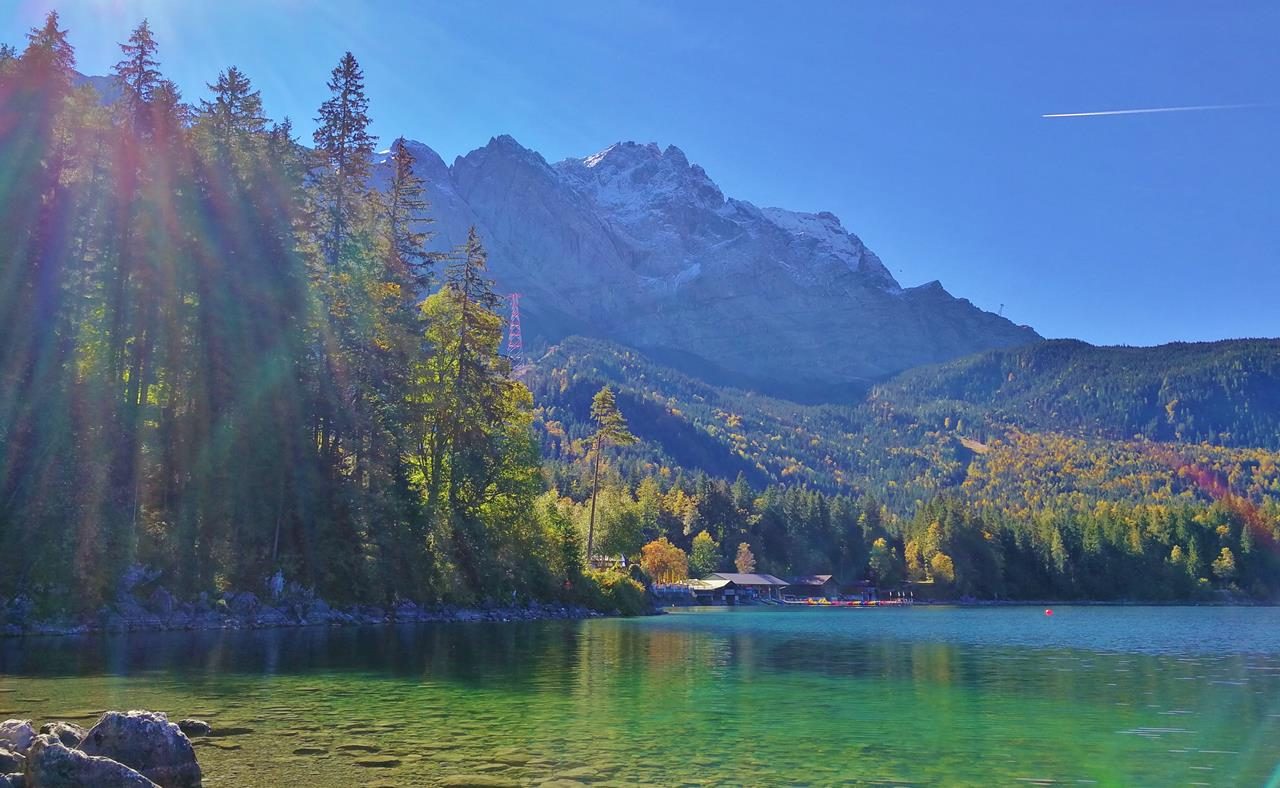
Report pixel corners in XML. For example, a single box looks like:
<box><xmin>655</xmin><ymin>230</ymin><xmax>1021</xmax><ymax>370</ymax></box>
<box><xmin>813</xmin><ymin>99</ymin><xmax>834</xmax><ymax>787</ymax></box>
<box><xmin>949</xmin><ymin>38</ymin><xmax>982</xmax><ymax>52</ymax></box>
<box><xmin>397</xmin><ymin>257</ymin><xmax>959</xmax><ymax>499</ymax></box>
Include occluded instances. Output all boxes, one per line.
<box><xmin>505</xmin><ymin>292</ymin><xmax>528</xmax><ymax>374</ymax></box>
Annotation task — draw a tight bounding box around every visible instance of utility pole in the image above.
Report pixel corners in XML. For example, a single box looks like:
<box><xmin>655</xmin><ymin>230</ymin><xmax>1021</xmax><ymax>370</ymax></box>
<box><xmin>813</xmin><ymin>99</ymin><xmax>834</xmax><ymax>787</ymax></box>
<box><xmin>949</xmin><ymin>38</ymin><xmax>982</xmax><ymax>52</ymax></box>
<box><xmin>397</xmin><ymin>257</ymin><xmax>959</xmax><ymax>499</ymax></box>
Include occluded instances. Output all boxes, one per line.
<box><xmin>505</xmin><ymin>292</ymin><xmax>529</xmax><ymax>376</ymax></box>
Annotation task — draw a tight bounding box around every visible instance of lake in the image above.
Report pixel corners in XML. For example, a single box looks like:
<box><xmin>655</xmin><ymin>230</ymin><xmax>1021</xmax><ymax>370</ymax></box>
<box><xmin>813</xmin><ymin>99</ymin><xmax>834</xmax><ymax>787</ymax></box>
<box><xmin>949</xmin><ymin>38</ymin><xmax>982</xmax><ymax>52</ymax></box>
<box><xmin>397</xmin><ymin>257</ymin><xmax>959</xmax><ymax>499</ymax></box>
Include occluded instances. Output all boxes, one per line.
<box><xmin>2</xmin><ymin>606</ymin><xmax>1279</xmax><ymax>786</ymax></box>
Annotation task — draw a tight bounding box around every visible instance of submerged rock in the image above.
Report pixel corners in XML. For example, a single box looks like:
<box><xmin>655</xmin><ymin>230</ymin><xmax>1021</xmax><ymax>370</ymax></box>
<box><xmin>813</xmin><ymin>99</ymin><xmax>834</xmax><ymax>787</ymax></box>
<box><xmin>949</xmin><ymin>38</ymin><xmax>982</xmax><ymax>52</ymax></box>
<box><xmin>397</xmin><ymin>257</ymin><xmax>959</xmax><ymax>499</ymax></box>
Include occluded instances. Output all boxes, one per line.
<box><xmin>36</xmin><ymin>723</ymin><xmax>83</xmax><ymax>748</ymax></box>
<box><xmin>78</xmin><ymin>711</ymin><xmax>201</xmax><ymax>788</ymax></box>
<box><xmin>0</xmin><ymin>722</ymin><xmax>34</xmax><ymax>755</ymax></box>
<box><xmin>24</xmin><ymin>734</ymin><xmax>156</xmax><ymax>787</ymax></box>
<box><xmin>174</xmin><ymin>721</ymin><xmax>209</xmax><ymax>739</ymax></box>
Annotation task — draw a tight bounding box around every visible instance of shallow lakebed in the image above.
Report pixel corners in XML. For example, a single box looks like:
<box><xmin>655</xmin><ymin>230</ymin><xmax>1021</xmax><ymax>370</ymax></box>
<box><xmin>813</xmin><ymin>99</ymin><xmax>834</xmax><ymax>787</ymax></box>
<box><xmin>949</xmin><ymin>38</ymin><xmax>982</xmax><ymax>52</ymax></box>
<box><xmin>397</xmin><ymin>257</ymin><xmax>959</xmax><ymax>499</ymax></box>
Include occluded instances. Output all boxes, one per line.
<box><xmin>2</xmin><ymin>606</ymin><xmax>1279</xmax><ymax>786</ymax></box>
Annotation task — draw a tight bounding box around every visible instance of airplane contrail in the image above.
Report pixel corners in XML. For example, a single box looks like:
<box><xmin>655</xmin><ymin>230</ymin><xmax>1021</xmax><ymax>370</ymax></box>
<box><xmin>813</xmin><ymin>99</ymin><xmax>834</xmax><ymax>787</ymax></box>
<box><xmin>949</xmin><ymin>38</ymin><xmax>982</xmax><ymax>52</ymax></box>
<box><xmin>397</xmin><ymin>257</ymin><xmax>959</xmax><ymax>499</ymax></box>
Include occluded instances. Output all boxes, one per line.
<box><xmin>1043</xmin><ymin>103</ymin><xmax>1261</xmax><ymax>118</ymax></box>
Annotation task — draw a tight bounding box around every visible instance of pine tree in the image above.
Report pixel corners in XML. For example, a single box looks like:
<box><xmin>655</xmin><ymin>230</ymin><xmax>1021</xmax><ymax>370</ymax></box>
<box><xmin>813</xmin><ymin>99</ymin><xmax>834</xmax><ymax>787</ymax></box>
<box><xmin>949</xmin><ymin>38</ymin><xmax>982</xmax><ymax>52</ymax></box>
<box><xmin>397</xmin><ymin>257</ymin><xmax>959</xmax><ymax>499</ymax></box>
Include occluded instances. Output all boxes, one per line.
<box><xmin>113</xmin><ymin>19</ymin><xmax>160</xmax><ymax>131</ymax></box>
<box><xmin>586</xmin><ymin>385</ymin><xmax>635</xmax><ymax>564</ymax></box>
<box><xmin>382</xmin><ymin>137</ymin><xmax>435</xmax><ymax>293</ymax></box>
<box><xmin>735</xmin><ymin>542</ymin><xmax>757</xmax><ymax>573</ymax></box>
<box><xmin>15</xmin><ymin>11</ymin><xmax>75</xmax><ymax>91</ymax></box>
<box><xmin>411</xmin><ymin>227</ymin><xmax>520</xmax><ymax>593</ymax></box>
<box><xmin>197</xmin><ymin>66</ymin><xmax>265</xmax><ymax>174</ymax></box>
<box><xmin>312</xmin><ymin>52</ymin><xmax>374</xmax><ymax>267</ymax></box>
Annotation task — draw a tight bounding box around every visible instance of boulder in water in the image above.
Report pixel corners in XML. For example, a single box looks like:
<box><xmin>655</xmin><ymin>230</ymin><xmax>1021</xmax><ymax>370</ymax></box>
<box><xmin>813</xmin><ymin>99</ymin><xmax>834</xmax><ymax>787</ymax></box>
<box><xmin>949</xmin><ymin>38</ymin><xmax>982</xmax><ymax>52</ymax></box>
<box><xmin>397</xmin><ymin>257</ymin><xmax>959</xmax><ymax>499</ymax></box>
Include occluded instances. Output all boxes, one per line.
<box><xmin>78</xmin><ymin>711</ymin><xmax>201</xmax><ymax>788</ymax></box>
<box><xmin>0</xmin><ymin>722</ymin><xmax>34</xmax><ymax>755</ymax></box>
<box><xmin>24</xmin><ymin>733</ymin><xmax>156</xmax><ymax>787</ymax></box>
<box><xmin>174</xmin><ymin>721</ymin><xmax>209</xmax><ymax>738</ymax></box>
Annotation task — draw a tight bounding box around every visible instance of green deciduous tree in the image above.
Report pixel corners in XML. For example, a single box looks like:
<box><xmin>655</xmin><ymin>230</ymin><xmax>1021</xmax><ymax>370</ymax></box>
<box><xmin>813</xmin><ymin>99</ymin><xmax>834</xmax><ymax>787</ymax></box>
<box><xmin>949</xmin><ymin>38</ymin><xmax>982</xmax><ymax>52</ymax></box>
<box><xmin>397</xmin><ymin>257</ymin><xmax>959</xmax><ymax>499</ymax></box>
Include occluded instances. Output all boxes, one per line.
<box><xmin>689</xmin><ymin>530</ymin><xmax>720</xmax><ymax>577</ymax></box>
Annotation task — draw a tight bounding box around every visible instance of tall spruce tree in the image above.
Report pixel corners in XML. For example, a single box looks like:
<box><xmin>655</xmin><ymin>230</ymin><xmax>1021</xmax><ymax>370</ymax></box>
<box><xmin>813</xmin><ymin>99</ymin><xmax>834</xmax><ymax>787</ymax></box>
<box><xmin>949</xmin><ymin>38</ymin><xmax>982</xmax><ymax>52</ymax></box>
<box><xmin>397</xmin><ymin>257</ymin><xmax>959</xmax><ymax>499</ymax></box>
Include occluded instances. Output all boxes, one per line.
<box><xmin>382</xmin><ymin>137</ymin><xmax>435</xmax><ymax>293</ymax></box>
<box><xmin>312</xmin><ymin>51</ymin><xmax>373</xmax><ymax>267</ymax></box>
<box><xmin>113</xmin><ymin>19</ymin><xmax>160</xmax><ymax>132</ymax></box>
<box><xmin>197</xmin><ymin>66</ymin><xmax>265</xmax><ymax>175</ymax></box>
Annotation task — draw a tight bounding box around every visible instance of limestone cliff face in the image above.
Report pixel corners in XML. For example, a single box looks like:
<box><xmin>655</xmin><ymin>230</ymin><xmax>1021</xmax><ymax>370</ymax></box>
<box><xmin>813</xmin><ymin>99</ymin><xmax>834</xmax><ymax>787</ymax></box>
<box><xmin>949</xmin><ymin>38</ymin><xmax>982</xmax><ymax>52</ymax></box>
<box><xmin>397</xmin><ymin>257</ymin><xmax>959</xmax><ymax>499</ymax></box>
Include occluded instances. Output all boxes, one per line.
<box><xmin>374</xmin><ymin>136</ymin><xmax>1039</xmax><ymax>396</ymax></box>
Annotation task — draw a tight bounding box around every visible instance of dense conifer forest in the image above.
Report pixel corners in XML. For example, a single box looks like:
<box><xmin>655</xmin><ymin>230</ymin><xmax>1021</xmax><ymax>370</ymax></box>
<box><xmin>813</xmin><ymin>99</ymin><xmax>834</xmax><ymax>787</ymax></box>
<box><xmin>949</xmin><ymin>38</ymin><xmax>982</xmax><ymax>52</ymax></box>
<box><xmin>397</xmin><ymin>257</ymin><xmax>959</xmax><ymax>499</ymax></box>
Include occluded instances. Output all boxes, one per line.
<box><xmin>0</xmin><ymin>14</ymin><xmax>633</xmax><ymax>614</ymax></box>
<box><xmin>2</xmin><ymin>15</ymin><xmax>1277</xmax><ymax>618</ymax></box>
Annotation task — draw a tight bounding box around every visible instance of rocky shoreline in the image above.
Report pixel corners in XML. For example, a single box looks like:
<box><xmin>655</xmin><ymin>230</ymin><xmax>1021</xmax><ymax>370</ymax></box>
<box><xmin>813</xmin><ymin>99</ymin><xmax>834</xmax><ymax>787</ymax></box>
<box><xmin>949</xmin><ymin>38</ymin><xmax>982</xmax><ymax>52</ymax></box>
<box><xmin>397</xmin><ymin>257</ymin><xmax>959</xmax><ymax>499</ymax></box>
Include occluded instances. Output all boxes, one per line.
<box><xmin>0</xmin><ymin>587</ymin><xmax>608</xmax><ymax>640</ymax></box>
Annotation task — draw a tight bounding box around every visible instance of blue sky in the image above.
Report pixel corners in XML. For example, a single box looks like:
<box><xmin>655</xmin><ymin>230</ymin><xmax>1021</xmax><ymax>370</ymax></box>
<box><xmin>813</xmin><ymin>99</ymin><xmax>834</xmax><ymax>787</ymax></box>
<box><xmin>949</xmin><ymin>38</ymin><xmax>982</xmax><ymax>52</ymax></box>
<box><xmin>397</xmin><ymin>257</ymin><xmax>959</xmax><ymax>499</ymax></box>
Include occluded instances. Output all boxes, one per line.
<box><xmin>4</xmin><ymin>1</ymin><xmax>1277</xmax><ymax>346</ymax></box>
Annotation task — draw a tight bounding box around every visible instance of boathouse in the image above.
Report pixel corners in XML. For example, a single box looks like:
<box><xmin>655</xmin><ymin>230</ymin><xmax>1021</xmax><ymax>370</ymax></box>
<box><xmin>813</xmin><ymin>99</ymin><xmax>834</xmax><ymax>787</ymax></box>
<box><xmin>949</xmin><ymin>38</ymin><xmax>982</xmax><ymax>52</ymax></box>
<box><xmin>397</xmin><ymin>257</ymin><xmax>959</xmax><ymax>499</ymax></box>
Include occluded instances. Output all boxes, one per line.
<box><xmin>687</xmin><ymin>577</ymin><xmax>736</xmax><ymax>604</ymax></box>
<box><xmin>703</xmin><ymin>572</ymin><xmax>790</xmax><ymax>601</ymax></box>
<box><xmin>786</xmin><ymin>574</ymin><xmax>839</xmax><ymax>599</ymax></box>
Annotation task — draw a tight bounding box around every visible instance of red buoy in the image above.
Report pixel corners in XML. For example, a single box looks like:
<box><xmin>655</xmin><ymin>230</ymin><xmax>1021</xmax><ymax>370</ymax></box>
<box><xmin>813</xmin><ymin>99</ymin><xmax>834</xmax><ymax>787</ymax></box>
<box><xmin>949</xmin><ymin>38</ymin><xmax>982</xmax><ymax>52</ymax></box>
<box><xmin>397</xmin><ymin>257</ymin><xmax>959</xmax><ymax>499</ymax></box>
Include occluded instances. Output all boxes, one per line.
<box><xmin>1044</xmin><ymin>608</ymin><xmax>1053</xmax><ymax>616</ymax></box>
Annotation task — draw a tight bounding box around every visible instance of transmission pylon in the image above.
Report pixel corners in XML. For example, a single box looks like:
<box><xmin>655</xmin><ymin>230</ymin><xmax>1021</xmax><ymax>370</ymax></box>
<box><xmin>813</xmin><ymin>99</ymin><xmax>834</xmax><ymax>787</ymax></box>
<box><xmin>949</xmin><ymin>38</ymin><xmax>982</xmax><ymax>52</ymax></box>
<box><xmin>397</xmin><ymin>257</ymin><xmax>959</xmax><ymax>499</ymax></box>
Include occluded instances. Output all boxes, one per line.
<box><xmin>505</xmin><ymin>292</ymin><xmax>530</xmax><ymax>376</ymax></box>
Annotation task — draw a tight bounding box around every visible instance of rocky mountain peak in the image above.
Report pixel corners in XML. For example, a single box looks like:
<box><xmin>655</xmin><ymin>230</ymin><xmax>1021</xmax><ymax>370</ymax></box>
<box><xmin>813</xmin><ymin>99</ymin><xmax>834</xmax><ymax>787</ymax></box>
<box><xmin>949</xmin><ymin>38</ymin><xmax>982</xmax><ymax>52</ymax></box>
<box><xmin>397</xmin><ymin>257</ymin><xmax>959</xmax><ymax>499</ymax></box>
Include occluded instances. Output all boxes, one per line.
<box><xmin>454</xmin><ymin>134</ymin><xmax>552</xmax><ymax>175</ymax></box>
<box><xmin>562</xmin><ymin>141</ymin><xmax>725</xmax><ymax>211</ymax></box>
<box><xmin>369</xmin><ymin>133</ymin><xmax>1040</xmax><ymax>398</ymax></box>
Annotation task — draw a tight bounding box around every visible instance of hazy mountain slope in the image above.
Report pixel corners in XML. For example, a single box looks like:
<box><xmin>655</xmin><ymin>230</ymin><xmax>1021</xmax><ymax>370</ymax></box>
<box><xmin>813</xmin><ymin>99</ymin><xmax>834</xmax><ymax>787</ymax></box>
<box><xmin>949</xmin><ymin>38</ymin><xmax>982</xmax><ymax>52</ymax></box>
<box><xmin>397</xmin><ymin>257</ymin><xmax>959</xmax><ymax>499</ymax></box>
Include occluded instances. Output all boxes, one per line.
<box><xmin>874</xmin><ymin>338</ymin><xmax>1280</xmax><ymax>448</ymax></box>
<box><xmin>372</xmin><ymin>136</ymin><xmax>1039</xmax><ymax>398</ymax></box>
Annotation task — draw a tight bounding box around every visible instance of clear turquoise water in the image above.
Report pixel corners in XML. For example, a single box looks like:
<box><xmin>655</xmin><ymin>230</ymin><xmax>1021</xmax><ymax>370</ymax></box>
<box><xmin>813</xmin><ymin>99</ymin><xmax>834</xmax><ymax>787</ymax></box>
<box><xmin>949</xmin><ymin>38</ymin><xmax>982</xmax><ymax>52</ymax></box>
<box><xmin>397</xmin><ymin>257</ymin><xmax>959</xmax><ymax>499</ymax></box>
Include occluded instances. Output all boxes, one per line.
<box><xmin>2</xmin><ymin>606</ymin><xmax>1278</xmax><ymax>786</ymax></box>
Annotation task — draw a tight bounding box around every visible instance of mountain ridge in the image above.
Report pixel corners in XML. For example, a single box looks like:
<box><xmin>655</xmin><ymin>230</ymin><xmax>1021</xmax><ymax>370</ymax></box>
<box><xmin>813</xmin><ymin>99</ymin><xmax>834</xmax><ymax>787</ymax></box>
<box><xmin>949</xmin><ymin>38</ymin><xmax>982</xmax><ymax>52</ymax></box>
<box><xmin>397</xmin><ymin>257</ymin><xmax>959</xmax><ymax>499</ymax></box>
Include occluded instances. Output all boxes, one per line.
<box><xmin>373</xmin><ymin>133</ymin><xmax>1039</xmax><ymax>398</ymax></box>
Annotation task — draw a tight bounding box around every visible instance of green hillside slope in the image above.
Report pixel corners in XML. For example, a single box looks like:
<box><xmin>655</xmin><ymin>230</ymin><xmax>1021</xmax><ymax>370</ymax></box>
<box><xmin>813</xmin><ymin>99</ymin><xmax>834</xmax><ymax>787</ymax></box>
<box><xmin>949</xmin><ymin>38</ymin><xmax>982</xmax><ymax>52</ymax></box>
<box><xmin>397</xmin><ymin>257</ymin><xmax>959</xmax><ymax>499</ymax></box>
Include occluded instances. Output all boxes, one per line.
<box><xmin>873</xmin><ymin>338</ymin><xmax>1280</xmax><ymax>448</ymax></box>
<box><xmin>527</xmin><ymin>336</ymin><xmax>1280</xmax><ymax>511</ymax></box>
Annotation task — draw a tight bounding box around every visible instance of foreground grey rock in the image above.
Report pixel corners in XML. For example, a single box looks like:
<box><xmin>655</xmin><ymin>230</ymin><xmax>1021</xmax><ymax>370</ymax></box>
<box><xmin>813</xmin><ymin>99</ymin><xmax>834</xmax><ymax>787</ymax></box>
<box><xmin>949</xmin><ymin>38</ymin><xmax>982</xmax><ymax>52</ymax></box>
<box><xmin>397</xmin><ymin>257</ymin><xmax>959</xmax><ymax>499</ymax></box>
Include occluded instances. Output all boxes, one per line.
<box><xmin>0</xmin><ymin>745</ymin><xmax>24</xmax><ymax>772</ymax></box>
<box><xmin>78</xmin><ymin>712</ymin><xmax>200</xmax><ymax>788</ymax></box>
<box><xmin>25</xmin><ymin>734</ymin><xmax>156</xmax><ymax>787</ymax></box>
<box><xmin>36</xmin><ymin>724</ymin><xmax>83</xmax><ymax>749</ymax></box>
<box><xmin>0</xmin><ymin>722</ymin><xmax>34</xmax><ymax>755</ymax></box>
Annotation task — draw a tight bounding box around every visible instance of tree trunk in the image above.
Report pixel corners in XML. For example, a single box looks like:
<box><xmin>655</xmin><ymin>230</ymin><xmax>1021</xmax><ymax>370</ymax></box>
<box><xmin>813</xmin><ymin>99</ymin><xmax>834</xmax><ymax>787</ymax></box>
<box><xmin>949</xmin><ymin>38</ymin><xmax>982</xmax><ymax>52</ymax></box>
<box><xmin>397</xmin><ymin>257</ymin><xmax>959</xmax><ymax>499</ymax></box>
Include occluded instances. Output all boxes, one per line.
<box><xmin>586</xmin><ymin>435</ymin><xmax>602</xmax><ymax>567</ymax></box>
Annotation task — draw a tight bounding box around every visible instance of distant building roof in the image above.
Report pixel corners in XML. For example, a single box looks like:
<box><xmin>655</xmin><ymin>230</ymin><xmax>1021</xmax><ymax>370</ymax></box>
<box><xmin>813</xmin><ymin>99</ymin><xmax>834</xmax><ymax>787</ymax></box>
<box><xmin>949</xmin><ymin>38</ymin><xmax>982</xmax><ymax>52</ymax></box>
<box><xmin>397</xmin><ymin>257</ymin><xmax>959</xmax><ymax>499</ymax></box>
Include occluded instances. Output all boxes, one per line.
<box><xmin>688</xmin><ymin>578</ymin><xmax>733</xmax><ymax>591</ymax></box>
<box><xmin>707</xmin><ymin>572</ymin><xmax>790</xmax><ymax>586</ymax></box>
<box><xmin>789</xmin><ymin>574</ymin><xmax>835</xmax><ymax>586</ymax></box>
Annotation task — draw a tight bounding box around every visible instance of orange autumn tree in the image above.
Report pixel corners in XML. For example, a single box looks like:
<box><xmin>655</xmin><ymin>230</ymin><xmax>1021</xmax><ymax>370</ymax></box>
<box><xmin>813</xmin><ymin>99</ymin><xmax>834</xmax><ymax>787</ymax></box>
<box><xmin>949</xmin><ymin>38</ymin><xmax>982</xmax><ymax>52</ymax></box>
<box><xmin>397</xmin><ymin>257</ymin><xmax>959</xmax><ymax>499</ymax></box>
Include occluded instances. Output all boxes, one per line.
<box><xmin>640</xmin><ymin>537</ymin><xmax>689</xmax><ymax>584</ymax></box>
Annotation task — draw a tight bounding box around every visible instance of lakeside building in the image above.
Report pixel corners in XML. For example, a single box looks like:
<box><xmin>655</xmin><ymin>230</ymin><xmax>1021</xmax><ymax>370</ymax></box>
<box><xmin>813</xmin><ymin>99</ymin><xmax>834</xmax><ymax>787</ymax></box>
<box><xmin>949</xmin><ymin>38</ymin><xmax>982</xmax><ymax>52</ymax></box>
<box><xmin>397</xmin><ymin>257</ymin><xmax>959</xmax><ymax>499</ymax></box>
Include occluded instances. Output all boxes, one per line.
<box><xmin>684</xmin><ymin>577</ymin><xmax>735</xmax><ymax>604</ymax></box>
<box><xmin>785</xmin><ymin>574</ymin><xmax>840</xmax><ymax>599</ymax></box>
<box><xmin>703</xmin><ymin>572</ymin><xmax>790</xmax><ymax>602</ymax></box>
<box><xmin>655</xmin><ymin>573</ymin><xmax>898</xmax><ymax>606</ymax></box>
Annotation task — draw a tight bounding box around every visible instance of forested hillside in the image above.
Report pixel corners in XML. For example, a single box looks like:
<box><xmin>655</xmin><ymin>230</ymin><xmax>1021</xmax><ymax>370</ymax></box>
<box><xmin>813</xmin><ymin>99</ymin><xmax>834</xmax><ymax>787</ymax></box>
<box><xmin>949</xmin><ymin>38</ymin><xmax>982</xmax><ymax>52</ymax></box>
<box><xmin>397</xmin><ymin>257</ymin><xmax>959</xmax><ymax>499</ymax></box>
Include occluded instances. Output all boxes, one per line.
<box><xmin>0</xmin><ymin>14</ymin><xmax>637</xmax><ymax>615</ymax></box>
<box><xmin>875</xmin><ymin>338</ymin><xmax>1280</xmax><ymax>448</ymax></box>
<box><xmin>528</xmin><ymin>336</ymin><xmax>1280</xmax><ymax>599</ymax></box>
